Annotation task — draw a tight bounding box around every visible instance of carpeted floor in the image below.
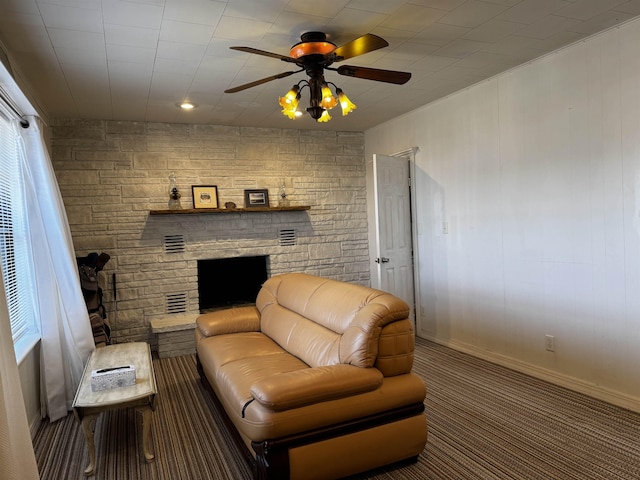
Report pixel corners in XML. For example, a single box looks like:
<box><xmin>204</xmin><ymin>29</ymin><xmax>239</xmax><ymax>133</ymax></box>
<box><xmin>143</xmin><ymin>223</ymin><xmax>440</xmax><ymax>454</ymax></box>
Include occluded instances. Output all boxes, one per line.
<box><xmin>32</xmin><ymin>338</ymin><xmax>640</xmax><ymax>479</ymax></box>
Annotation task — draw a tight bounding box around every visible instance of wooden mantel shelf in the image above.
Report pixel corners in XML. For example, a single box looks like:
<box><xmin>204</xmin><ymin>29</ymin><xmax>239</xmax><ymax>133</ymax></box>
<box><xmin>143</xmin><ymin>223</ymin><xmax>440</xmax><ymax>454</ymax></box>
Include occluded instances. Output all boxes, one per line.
<box><xmin>149</xmin><ymin>205</ymin><xmax>310</xmax><ymax>215</ymax></box>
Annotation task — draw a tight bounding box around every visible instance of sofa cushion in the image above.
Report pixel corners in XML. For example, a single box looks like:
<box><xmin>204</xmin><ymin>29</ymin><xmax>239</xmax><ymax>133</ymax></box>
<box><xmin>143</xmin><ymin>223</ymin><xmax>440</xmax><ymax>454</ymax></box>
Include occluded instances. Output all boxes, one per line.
<box><xmin>250</xmin><ymin>365</ymin><xmax>383</xmax><ymax>411</ymax></box>
<box><xmin>198</xmin><ymin>332</ymin><xmax>282</xmax><ymax>370</ymax></box>
<box><xmin>217</xmin><ymin>352</ymin><xmax>308</xmax><ymax>417</ymax></box>
<box><xmin>198</xmin><ymin>333</ymin><xmax>309</xmax><ymax>417</ymax></box>
<box><xmin>256</xmin><ymin>273</ymin><xmax>410</xmax><ymax>368</ymax></box>
<box><xmin>254</xmin><ymin>303</ymin><xmax>341</xmax><ymax>368</ymax></box>
<box><xmin>196</xmin><ymin>306</ymin><xmax>260</xmax><ymax>337</ymax></box>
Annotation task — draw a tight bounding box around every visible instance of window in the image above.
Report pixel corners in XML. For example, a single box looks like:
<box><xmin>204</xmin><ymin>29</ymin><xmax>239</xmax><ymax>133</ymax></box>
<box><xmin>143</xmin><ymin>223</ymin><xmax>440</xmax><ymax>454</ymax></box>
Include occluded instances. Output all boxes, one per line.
<box><xmin>0</xmin><ymin>109</ymin><xmax>39</xmax><ymax>362</ymax></box>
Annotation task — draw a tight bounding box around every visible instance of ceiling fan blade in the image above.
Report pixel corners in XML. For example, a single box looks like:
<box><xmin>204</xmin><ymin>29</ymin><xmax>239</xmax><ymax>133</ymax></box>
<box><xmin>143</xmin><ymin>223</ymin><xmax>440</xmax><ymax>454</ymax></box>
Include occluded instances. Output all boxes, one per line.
<box><xmin>332</xmin><ymin>34</ymin><xmax>389</xmax><ymax>61</ymax></box>
<box><xmin>230</xmin><ymin>46</ymin><xmax>298</xmax><ymax>64</ymax></box>
<box><xmin>225</xmin><ymin>70</ymin><xmax>299</xmax><ymax>93</ymax></box>
<box><xmin>337</xmin><ymin>65</ymin><xmax>411</xmax><ymax>85</ymax></box>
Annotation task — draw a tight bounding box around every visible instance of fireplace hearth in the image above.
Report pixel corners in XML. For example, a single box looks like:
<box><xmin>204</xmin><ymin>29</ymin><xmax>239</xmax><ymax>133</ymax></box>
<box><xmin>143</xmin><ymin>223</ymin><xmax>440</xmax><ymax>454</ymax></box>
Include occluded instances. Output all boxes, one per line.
<box><xmin>197</xmin><ymin>256</ymin><xmax>268</xmax><ymax>312</ymax></box>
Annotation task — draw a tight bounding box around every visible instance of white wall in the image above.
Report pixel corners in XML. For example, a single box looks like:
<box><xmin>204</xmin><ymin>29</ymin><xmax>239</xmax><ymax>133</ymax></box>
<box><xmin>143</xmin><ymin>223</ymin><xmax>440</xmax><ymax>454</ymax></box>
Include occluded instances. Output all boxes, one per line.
<box><xmin>18</xmin><ymin>345</ymin><xmax>41</xmax><ymax>437</ymax></box>
<box><xmin>365</xmin><ymin>19</ymin><xmax>640</xmax><ymax>412</ymax></box>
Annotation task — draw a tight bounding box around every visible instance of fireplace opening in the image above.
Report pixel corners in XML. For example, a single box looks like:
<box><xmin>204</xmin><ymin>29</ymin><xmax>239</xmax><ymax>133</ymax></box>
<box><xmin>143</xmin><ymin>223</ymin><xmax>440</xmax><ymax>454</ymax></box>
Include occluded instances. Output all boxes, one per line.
<box><xmin>197</xmin><ymin>256</ymin><xmax>268</xmax><ymax>312</ymax></box>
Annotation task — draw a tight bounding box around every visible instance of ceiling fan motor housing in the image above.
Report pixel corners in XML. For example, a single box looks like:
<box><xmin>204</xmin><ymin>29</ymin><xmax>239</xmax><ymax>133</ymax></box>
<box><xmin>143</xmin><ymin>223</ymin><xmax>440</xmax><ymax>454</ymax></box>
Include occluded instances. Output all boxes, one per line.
<box><xmin>290</xmin><ymin>31</ymin><xmax>337</xmax><ymax>61</ymax></box>
<box><xmin>300</xmin><ymin>31</ymin><xmax>328</xmax><ymax>43</ymax></box>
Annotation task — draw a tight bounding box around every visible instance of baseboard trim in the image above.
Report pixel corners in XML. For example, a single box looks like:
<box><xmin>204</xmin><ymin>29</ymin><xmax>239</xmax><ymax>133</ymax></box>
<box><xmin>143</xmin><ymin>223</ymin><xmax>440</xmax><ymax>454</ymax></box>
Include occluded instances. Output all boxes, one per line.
<box><xmin>421</xmin><ymin>335</ymin><xmax>640</xmax><ymax>414</ymax></box>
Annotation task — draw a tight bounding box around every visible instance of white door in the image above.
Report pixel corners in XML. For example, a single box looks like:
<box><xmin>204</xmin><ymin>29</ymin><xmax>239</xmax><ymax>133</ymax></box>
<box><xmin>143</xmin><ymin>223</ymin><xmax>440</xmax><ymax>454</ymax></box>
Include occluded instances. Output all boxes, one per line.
<box><xmin>373</xmin><ymin>154</ymin><xmax>415</xmax><ymax>321</ymax></box>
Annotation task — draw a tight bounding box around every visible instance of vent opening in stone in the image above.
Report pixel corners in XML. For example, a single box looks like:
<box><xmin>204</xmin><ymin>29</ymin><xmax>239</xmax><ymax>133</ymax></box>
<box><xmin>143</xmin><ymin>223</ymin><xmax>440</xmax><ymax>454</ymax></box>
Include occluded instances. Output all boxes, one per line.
<box><xmin>166</xmin><ymin>292</ymin><xmax>187</xmax><ymax>314</ymax></box>
<box><xmin>164</xmin><ymin>234</ymin><xmax>185</xmax><ymax>253</ymax></box>
<box><xmin>279</xmin><ymin>229</ymin><xmax>296</xmax><ymax>246</ymax></box>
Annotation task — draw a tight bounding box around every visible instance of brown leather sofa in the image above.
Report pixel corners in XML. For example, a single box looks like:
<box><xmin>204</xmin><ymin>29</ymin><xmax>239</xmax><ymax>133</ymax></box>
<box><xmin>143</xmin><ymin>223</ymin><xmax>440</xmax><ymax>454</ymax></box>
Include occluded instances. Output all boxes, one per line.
<box><xmin>195</xmin><ymin>272</ymin><xmax>427</xmax><ymax>479</ymax></box>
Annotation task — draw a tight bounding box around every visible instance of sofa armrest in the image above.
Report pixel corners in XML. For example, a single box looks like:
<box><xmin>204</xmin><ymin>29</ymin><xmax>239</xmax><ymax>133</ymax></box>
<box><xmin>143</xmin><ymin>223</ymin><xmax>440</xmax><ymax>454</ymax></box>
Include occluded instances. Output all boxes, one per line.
<box><xmin>196</xmin><ymin>306</ymin><xmax>260</xmax><ymax>337</ymax></box>
<box><xmin>250</xmin><ymin>365</ymin><xmax>383</xmax><ymax>411</ymax></box>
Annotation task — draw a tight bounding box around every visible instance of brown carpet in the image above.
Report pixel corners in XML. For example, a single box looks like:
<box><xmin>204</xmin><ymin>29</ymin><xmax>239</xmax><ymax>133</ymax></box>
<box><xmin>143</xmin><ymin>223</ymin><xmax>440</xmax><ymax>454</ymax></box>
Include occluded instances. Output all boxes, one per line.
<box><xmin>33</xmin><ymin>338</ymin><xmax>640</xmax><ymax>479</ymax></box>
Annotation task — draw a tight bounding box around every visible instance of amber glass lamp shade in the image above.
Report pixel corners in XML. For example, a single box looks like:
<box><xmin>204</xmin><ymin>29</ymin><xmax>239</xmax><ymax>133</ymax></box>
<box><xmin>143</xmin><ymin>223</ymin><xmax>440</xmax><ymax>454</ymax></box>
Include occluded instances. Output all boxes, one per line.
<box><xmin>320</xmin><ymin>84</ymin><xmax>338</xmax><ymax>110</ymax></box>
<box><xmin>336</xmin><ymin>88</ymin><xmax>356</xmax><ymax>116</ymax></box>
<box><xmin>317</xmin><ymin>109</ymin><xmax>331</xmax><ymax>123</ymax></box>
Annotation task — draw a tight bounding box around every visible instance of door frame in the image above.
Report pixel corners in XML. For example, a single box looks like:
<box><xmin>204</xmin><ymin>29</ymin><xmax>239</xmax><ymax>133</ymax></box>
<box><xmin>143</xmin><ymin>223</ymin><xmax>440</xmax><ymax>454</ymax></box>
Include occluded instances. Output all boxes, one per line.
<box><xmin>372</xmin><ymin>147</ymin><xmax>420</xmax><ymax>324</ymax></box>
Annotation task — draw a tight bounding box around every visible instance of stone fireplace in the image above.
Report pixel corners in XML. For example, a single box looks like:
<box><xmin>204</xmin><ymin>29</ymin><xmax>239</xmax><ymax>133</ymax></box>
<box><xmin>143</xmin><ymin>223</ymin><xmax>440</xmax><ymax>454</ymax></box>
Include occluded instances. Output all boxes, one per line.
<box><xmin>198</xmin><ymin>255</ymin><xmax>268</xmax><ymax>312</ymax></box>
<box><xmin>50</xmin><ymin>119</ymin><xmax>371</xmax><ymax>347</ymax></box>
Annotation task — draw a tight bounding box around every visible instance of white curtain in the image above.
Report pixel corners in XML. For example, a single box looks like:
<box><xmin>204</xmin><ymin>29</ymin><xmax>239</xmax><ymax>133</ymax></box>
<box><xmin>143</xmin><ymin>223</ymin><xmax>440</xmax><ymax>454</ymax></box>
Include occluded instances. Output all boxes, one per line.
<box><xmin>16</xmin><ymin>117</ymin><xmax>95</xmax><ymax>422</ymax></box>
<box><xmin>0</xmin><ymin>260</ymin><xmax>39</xmax><ymax>479</ymax></box>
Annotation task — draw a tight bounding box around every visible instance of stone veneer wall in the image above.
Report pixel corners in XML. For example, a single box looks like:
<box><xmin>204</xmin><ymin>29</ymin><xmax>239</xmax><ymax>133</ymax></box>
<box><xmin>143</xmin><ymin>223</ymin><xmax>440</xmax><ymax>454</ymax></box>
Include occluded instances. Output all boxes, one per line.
<box><xmin>50</xmin><ymin>120</ymin><xmax>370</xmax><ymax>345</ymax></box>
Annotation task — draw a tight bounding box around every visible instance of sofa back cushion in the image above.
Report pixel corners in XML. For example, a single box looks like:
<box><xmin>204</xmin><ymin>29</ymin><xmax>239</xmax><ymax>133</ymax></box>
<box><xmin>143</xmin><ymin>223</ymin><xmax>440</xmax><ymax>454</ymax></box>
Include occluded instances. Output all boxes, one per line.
<box><xmin>256</xmin><ymin>273</ymin><xmax>411</xmax><ymax>369</ymax></box>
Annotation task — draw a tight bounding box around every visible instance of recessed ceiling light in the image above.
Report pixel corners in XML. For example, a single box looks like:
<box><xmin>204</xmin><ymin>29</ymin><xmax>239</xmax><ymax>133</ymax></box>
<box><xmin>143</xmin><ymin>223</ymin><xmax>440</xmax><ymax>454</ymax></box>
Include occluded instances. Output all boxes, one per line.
<box><xmin>179</xmin><ymin>102</ymin><xmax>195</xmax><ymax>110</ymax></box>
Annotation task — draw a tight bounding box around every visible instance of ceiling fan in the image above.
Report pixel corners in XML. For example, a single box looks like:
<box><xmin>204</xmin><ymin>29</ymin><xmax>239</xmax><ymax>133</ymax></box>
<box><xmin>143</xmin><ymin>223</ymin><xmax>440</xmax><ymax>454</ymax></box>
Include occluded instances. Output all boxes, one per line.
<box><xmin>224</xmin><ymin>32</ymin><xmax>412</xmax><ymax>122</ymax></box>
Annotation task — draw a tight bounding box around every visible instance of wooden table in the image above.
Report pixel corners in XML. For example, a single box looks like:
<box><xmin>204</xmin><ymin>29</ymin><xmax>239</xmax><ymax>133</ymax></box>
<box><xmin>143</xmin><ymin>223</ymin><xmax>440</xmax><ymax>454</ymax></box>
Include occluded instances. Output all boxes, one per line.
<box><xmin>72</xmin><ymin>342</ymin><xmax>157</xmax><ymax>475</ymax></box>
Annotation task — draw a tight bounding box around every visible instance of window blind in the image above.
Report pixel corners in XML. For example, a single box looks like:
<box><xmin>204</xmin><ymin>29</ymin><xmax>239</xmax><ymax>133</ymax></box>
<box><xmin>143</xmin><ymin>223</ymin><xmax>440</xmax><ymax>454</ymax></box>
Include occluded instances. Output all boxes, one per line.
<box><xmin>0</xmin><ymin>112</ymin><xmax>36</xmax><ymax>343</ymax></box>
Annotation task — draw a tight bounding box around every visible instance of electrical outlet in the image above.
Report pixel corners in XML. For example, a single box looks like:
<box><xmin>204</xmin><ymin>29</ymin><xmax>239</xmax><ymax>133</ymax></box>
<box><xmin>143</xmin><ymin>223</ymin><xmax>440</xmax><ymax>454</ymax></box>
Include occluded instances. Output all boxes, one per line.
<box><xmin>443</xmin><ymin>222</ymin><xmax>449</xmax><ymax>234</ymax></box>
<box><xmin>545</xmin><ymin>334</ymin><xmax>555</xmax><ymax>352</ymax></box>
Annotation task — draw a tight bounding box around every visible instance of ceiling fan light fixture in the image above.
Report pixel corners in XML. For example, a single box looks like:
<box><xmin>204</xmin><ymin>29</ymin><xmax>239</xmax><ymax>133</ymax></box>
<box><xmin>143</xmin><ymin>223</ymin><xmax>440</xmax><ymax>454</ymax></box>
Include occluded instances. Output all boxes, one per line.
<box><xmin>306</xmin><ymin>105</ymin><xmax>324</xmax><ymax>120</ymax></box>
<box><xmin>336</xmin><ymin>88</ymin><xmax>356</xmax><ymax>116</ymax></box>
<box><xmin>279</xmin><ymin>85</ymin><xmax>300</xmax><ymax>108</ymax></box>
<box><xmin>280</xmin><ymin>86</ymin><xmax>302</xmax><ymax>120</ymax></box>
<box><xmin>282</xmin><ymin>83</ymin><xmax>352</xmax><ymax>122</ymax></box>
<box><xmin>317</xmin><ymin>109</ymin><xmax>331</xmax><ymax>123</ymax></box>
<box><xmin>320</xmin><ymin>83</ymin><xmax>338</xmax><ymax>109</ymax></box>
<box><xmin>281</xmin><ymin>107</ymin><xmax>298</xmax><ymax>120</ymax></box>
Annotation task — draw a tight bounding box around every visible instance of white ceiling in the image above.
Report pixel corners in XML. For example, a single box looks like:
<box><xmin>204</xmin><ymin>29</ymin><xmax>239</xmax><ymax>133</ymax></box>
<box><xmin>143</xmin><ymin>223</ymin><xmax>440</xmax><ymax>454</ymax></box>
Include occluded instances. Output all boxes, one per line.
<box><xmin>0</xmin><ymin>0</ymin><xmax>638</xmax><ymax>131</ymax></box>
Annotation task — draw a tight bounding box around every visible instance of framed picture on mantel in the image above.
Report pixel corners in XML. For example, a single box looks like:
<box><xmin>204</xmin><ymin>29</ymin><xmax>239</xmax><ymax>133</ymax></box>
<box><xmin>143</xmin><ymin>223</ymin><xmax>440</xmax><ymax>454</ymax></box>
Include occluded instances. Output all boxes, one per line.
<box><xmin>244</xmin><ymin>189</ymin><xmax>269</xmax><ymax>208</ymax></box>
<box><xmin>192</xmin><ymin>185</ymin><xmax>219</xmax><ymax>209</ymax></box>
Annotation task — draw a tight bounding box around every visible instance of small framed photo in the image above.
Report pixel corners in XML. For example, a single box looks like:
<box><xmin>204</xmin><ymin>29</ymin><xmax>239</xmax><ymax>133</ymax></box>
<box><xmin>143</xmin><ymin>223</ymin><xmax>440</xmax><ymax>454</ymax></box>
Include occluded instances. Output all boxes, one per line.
<box><xmin>244</xmin><ymin>189</ymin><xmax>270</xmax><ymax>208</ymax></box>
<box><xmin>192</xmin><ymin>185</ymin><xmax>219</xmax><ymax>209</ymax></box>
